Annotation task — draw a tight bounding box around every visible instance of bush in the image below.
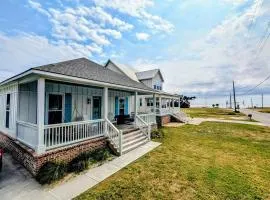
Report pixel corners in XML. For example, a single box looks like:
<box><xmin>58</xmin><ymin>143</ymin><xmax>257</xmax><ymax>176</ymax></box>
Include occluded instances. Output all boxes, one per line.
<box><xmin>36</xmin><ymin>162</ymin><xmax>67</xmax><ymax>185</ymax></box>
<box><xmin>69</xmin><ymin>148</ymin><xmax>112</xmax><ymax>173</ymax></box>
<box><xmin>228</xmin><ymin>112</ymin><xmax>236</xmax><ymax>115</ymax></box>
<box><xmin>69</xmin><ymin>152</ymin><xmax>91</xmax><ymax>173</ymax></box>
<box><xmin>151</xmin><ymin>128</ymin><xmax>164</xmax><ymax>139</ymax></box>
<box><xmin>90</xmin><ymin>148</ymin><xmax>111</xmax><ymax>162</ymax></box>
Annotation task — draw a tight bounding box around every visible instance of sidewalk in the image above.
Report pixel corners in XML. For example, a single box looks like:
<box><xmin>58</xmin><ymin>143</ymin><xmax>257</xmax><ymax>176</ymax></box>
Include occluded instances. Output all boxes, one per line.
<box><xmin>189</xmin><ymin>118</ymin><xmax>265</xmax><ymax>126</ymax></box>
<box><xmin>1</xmin><ymin>141</ymin><xmax>161</xmax><ymax>200</ymax></box>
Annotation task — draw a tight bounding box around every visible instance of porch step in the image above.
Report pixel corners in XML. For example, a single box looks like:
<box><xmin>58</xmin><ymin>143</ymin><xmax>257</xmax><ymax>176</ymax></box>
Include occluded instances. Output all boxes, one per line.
<box><xmin>122</xmin><ymin>127</ymin><xmax>140</xmax><ymax>134</ymax></box>
<box><xmin>122</xmin><ymin>138</ymin><xmax>149</xmax><ymax>154</ymax></box>
<box><xmin>107</xmin><ymin>128</ymin><xmax>149</xmax><ymax>155</ymax></box>
<box><xmin>123</xmin><ymin>130</ymin><xmax>143</xmax><ymax>140</ymax></box>
<box><xmin>123</xmin><ymin>134</ymin><xmax>147</xmax><ymax>149</ymax></box>
<box><xmin>122</xmin><ymin>129</ymin><xmax>149</xmax><ymax>154</ymax></box>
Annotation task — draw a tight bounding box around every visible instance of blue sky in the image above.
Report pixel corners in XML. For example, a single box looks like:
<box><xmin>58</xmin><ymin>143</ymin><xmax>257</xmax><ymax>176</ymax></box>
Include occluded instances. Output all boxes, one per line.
<box><xmin>0</xmin><ymin>0</ymin><xmax>269</xmax><ymax>106</ymax></box>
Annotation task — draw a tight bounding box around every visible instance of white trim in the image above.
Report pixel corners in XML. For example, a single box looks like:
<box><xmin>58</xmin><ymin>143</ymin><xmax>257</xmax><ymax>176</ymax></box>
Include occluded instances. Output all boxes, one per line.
<box><xmin>32</xmin><ymin>70</ymin><xmax>156</xmax><ymax>94</ymax></box>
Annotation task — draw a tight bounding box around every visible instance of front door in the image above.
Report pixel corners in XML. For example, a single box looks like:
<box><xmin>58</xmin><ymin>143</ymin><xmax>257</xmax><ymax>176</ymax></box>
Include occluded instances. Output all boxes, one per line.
<box><xmin>48</xmin><ymin>94</ymin><xmax>63</xmax><ymax>124</ymax></box>
<box><xmin>92</xmin><ymin>96</ymin><xmax>101</xmax><ymax>120</ymax></box>
<box><xmin>119</xmin><ymin>98</ymin><xmax>125</xmax><ymax>116</ymax></box>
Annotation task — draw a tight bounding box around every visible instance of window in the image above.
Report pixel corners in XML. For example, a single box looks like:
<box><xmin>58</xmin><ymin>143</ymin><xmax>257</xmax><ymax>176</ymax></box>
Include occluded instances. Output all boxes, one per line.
<box><xmin>154</xmin><ymin>85</ymin><xmax>157</xmax><ymax>89</ymax></box>
<box><xmin>5</xmin><ymin>94</ymin><xmax>10</xmax><ymax>128</ymax></box>
<box><xmin>48</xmin><ymin>94</ymin><xmax>63</xmax><ymax>124</ymax></box>
<box><xmin>139</xmin><ymin>98</ymin><xmax>142</xmax><ymax>107</ymax></box>
<box><xmin>160</xmin><ymin>86</ymin><xmax>162</xmax><ymax>90</ymax></box>
<box><xmin>146</xmin><ymin>99</ymin><xmax>153</xmax><ymax>107</ymax></box>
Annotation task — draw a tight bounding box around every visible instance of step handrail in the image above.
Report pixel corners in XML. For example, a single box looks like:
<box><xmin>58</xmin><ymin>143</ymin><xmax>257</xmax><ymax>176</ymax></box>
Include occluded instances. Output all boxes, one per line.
<box><xmin>135</xmin><ymin>115</ymin><xmax>151</xmax><ymax>140</ymax></box>
<box><xmin>105</xmin><ymin>118</ymin><xmax>123</xmax><ymax>155</ymax></box>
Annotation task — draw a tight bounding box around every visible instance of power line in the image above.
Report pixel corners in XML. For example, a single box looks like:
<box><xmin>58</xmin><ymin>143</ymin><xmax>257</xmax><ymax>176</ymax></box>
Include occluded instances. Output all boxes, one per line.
<box><xmin>240</xmin><ymin>74</ymin><xmax>270</xmax><ymax>95</ymax></box>
<box><xmin>247</xmin><ymin>0</ymin><xmax>263</xmax><ymax>34</ymax></box>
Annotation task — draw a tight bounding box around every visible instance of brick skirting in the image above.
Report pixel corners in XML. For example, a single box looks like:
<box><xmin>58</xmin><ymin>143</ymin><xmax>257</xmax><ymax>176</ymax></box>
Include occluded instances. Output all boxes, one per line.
<box><xmin>156</xmin><ymin>115</ymin><xmax>171</xmax><ymax>127</ymax></box>
<box><xmin>0</xmin><ymin>131</ymin><xmax>107</xmax><ymax>176</ymax></box>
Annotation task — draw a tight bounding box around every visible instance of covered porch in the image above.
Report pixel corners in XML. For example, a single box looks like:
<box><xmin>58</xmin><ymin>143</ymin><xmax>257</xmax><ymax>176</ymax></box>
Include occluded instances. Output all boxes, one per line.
<box><xmin>16</xmin><ymin>77</ymin><xmax>156</xmax><ymax>154</ymax></box>
<box><xmin>138</xmin><ymin>94</ymin><xmax>181</xmax><ymax>116</ymax></box>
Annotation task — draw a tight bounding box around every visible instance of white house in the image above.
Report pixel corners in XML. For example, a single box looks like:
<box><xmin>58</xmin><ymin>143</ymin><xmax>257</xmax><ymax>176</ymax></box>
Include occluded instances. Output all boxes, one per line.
<box><xmin>0</xmin><ymin>58</ymin><xmax>183</xmax><ymax>174</ymax></box>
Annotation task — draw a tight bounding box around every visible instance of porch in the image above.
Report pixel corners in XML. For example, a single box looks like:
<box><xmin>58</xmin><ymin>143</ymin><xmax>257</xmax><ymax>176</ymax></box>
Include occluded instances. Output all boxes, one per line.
<box><xmin>138</xmin><ymin>94</ymin><xmax>181</xmax><ymax>116</ymax></box>
<box><xmin>16</xmin><ymin>78</ymin><xmax>156</xmax><ymax>155</ymax></box>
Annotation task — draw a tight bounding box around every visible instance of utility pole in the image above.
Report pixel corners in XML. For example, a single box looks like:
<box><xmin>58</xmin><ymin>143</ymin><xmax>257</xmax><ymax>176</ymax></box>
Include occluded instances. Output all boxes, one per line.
<box><xmin>262</xmin><ymin>93</ymin><xmax>264</xmax><ymax>109</ymax></box>
<box><xmin>233</xmin><ymin>81</ymin><xmax>237</xmax><ymax>112</ymax></box>
<box><xmin>229</xmin><ymin>93</ymin><xmax>232</xmax><ymax>108</ymax></box>
<box><xmin>251</xmin><ymin>98</ymin><xmax>253</xmax><ymax>109</ymax></box>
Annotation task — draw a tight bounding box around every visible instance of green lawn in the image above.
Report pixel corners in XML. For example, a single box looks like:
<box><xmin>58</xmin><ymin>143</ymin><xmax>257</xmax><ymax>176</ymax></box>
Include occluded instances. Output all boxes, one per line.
<box><xmin>250</xmin><ymin>108</ymin><xmax>270</xmax><ymax>114</ymax></box>
<box><xmin>75</xmin><ymin>122</ymin><xmax>270</xmax><ymax>200</ymax></box>
<box><xmin>183</xmin><ymin>108</ymin><xmax>249</xmax><ymax>120</ymax></box>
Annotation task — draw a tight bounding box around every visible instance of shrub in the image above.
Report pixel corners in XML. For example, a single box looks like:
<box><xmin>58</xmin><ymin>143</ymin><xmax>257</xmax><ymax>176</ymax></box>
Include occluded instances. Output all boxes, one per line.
<box><xmin>69</xmin><ymin>148</ymin><xmax>112</xmax><ymax>173</ymax></box>
<box><xmin>36</xmin><ymin>162</ymin><xmax>67</xmax><ymax>185</ymax></box>
<box><xmin>89</xmin><ymin>148</ymin><xmax>111</xmax><ymax>162</ymax></box>
<box><xmin>151</xmin><ymin>128</ymin><xmax>164</xmax><ymax>139</ymax></box>
<box><xmin>69</xmin><ymin>152</ymin><xmax>91</xmax><ymax>173</ymax></box>
<box><xmin>228</xmin><ymin>112</ymin><xmax>236</xmax><ymax>115</ymax></box>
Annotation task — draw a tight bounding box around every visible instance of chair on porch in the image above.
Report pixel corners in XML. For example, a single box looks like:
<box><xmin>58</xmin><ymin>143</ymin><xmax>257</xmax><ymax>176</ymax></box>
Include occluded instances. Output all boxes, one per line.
<box><xmin>115</xmin><ymin>112</ymin><xmax>135</xmax><ymax>125</ymax></box>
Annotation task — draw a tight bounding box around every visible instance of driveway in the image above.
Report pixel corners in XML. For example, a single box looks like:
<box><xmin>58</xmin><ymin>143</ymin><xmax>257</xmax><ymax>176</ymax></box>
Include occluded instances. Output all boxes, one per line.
<box><xmin>0</xmin><ymin>153</ymin><xmax>56</xmax><ymax>200</ymax></box>
<box><xmin>0</xmin><ymin>141</ymin><xmax>160</xmax><ymax>200</ymax></box>
<box><xmin>240</xmin><ymin>109</ymin><xmax>270</xmax><ymax>126</ymax></box>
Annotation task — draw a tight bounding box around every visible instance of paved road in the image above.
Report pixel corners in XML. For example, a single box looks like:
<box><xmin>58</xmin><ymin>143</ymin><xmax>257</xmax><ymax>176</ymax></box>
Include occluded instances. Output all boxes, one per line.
<box><xmin>240</xmin><ymin>109</ymin><xmax>270</xmax><ymax>126</ymax></box>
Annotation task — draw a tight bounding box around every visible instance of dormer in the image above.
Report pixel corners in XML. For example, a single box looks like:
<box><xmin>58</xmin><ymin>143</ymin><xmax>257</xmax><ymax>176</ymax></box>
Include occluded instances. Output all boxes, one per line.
<box><xmin>135</xmin><ymin>69</ymin><xmax>164</xmax><ymax>91</ymax></box>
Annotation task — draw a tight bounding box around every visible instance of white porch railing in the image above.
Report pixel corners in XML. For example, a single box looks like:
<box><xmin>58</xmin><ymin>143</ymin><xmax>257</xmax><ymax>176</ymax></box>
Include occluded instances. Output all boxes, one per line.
<box><xmin>44</xmin><ymin>119</ymin><xmax>105</xmax><ymax>150</ymax></box>
<box><xmin>105</xmin><ymin>118</ymin><xmax>123</xmax><ymax>155</ymax></box>
<box><xmin>135</xmin><ymin>115</ymin><xmax>151</xmax><ymax>140</ymax></box>
<box><xmin>17</xmin><ymin>120</ymin><xmax>38</xmax><ymax>149</ymax></box>
<box><xmin>138</xmin><ymin>113</ymin><xmax>156</xmax><ymax>125</ymax></box>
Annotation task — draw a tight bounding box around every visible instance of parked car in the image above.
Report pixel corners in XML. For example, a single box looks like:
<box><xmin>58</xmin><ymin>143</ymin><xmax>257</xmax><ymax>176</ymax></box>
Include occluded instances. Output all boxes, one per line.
<box><xmin>0</xmin><ymin>148</ymin><xmax>3</xmax><ymax>172</ymax></box>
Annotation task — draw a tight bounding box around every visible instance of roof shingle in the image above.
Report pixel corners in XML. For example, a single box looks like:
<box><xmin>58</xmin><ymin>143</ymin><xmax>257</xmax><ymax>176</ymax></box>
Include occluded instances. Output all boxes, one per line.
<box><xmin>34</xmin><ymin>58</ymin><xmax>155</xmax><ymax>92</ymax></box>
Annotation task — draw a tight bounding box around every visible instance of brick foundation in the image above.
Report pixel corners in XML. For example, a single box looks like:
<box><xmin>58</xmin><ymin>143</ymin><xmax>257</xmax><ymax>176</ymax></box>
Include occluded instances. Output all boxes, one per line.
<box><xmin>156</xmin><ymin>115</ymin><xmax>171</xmax><ymax>127</ymax></box>
<box><xmin>0</xmin><ymin>131</ymin><xmax>107</xmax><ymax>176</ymax></box>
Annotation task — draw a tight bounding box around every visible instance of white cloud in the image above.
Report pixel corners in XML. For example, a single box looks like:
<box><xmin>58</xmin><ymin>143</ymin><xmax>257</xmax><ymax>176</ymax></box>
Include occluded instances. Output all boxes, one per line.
<box><xmin>136</xmin><ymin>32</ymin><xmax>150</xmax><ymax>41</ymax></box>
<box><xmin>0</xmin><ymin>32</ymin><xmax>95</xmax><ymax>81</ymax></box>
<box><xmin>130</xmin><ymin>0</ymin><xmax>270</xmax><ymax>96</ymax></box>
<box><xmin>93</xmin><ymin>0</ymin><xmax>174</xmax><ymax>33</ymax></box>
<box><xmin>28</xmin><ymin>0</ymin><xmax>50</xmax><ymax>17</ymax></box>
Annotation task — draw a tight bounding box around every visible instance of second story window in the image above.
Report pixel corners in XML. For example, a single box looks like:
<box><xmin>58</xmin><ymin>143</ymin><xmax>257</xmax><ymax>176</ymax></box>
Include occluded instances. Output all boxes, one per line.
<box><xmin>154</xmin><ymin>85</ymin><xmax>157</xmax><ymax>89</ymax></box>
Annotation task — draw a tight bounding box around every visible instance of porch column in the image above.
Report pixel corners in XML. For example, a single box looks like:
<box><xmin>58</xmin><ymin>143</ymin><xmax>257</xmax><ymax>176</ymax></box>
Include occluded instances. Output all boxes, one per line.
<box><xmin>36</xmin><ymin>78</ymin><xmax>45</xmax><ymax>154</ymax></box>
<box><xmin>153</xmin><ymin>93</ymin><xmax>156</xmax><ymax>113</ymax></box>
<box><xmin>134</xmin><ymin>91</ymin><xmax>138</xmax><ymax>116</ymax></box>
<box><xmin>103</xmin><ymin>87</ymin><xmax>108</xmax><ymax>119</ymax></box>
<box><xmin>103</xmin><ymin>87</ymin><xmax>108</xmax><ymax>136</ymax></box>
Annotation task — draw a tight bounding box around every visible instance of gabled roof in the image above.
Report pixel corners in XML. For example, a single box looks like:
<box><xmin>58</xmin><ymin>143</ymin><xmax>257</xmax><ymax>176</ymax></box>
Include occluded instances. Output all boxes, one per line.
<box><xmin>105</xmin><ymin>60</ymin><xmax>139</xmax><ymax>82</ymax></box>
<box><xmin>1</xmin><ymin>58</ymin><xmax>155</xmax><ymax>92</ymax></box>
<box><xmin>135</xmin><ymin>69</ymin><xmax>164</xmax><ymax>82</ymax></box>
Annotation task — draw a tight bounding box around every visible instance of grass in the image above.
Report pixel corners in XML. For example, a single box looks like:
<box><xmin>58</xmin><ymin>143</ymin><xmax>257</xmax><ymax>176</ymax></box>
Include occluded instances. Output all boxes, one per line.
<box><xmin>75</xmin><ymin>122</ymin><xmax>270</xmax><ymax>200</ymax></box>
<box><xmin>250</xmin><ymin>108</ymin><xmax>270</xmax><ymax>114</ymax></box>
<box><xmin>182</xmin><ymin>108</ymin><xmax>254</xmax><ymax>121</ymax></box>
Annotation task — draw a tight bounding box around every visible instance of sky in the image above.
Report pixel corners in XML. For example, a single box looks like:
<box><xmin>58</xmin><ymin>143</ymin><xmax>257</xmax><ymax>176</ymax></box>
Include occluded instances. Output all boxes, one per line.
<box><xmin>0</xmin><ymin>0</ymin><xmax>270</xmax><ymax>106</ymax></box>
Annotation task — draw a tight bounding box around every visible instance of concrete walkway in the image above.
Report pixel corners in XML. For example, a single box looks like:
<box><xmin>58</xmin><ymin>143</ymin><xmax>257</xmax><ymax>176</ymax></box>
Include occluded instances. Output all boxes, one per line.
<box><xmin>188</xmin><ymin>118</ymin><xmax>265</xmax><ymax>126</ymax></box>
<box><xmin>0</xmin><ymin>141</ymin><xmax>160</xmax><ymax>200</ymax></box>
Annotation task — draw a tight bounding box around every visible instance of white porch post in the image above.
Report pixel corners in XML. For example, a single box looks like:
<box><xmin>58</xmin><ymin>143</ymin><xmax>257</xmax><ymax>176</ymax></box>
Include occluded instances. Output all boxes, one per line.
<box><xmin>103</xmin><ymin>87</ymin><xmax>108</xmax><ymax>135</ymax></box>
<box><xmin>153</xmin><ymin>93</ymin><xmax>156</xmax><ymax>113</ymax></box>
<box><xmin>134</xmin><ymin>91</ymin><xmax>138</xmax><ymax>119</ymax></box>
<box><xmin>103</xmin><ymin>87</ymin><xmax>108</xmax><ymax>119</ymax></box>
<box><xmin>36</xmin><ymin>78</ymin><xmax>45</xmax><ymax>154</ymax></box>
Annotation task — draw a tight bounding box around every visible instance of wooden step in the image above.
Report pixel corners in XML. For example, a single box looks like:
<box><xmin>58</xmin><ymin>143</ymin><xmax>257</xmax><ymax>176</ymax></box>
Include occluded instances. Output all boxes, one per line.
<box><xmin>122</xmin><ymin>139</ymin><xmax>149</xmax><ymax>154</ymax></box>
<box><xmin>123</xmin><ymin>135</ymin><xmax>147</xmax><ymax>149</ymax></box>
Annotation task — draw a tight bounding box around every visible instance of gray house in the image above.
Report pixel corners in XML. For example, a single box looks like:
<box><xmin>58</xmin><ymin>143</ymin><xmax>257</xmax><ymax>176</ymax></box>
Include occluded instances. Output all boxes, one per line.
<box><xmin>0</xmin><ymin>58</ymin><xmax>183</xmax><ymax>174</ymax></box>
